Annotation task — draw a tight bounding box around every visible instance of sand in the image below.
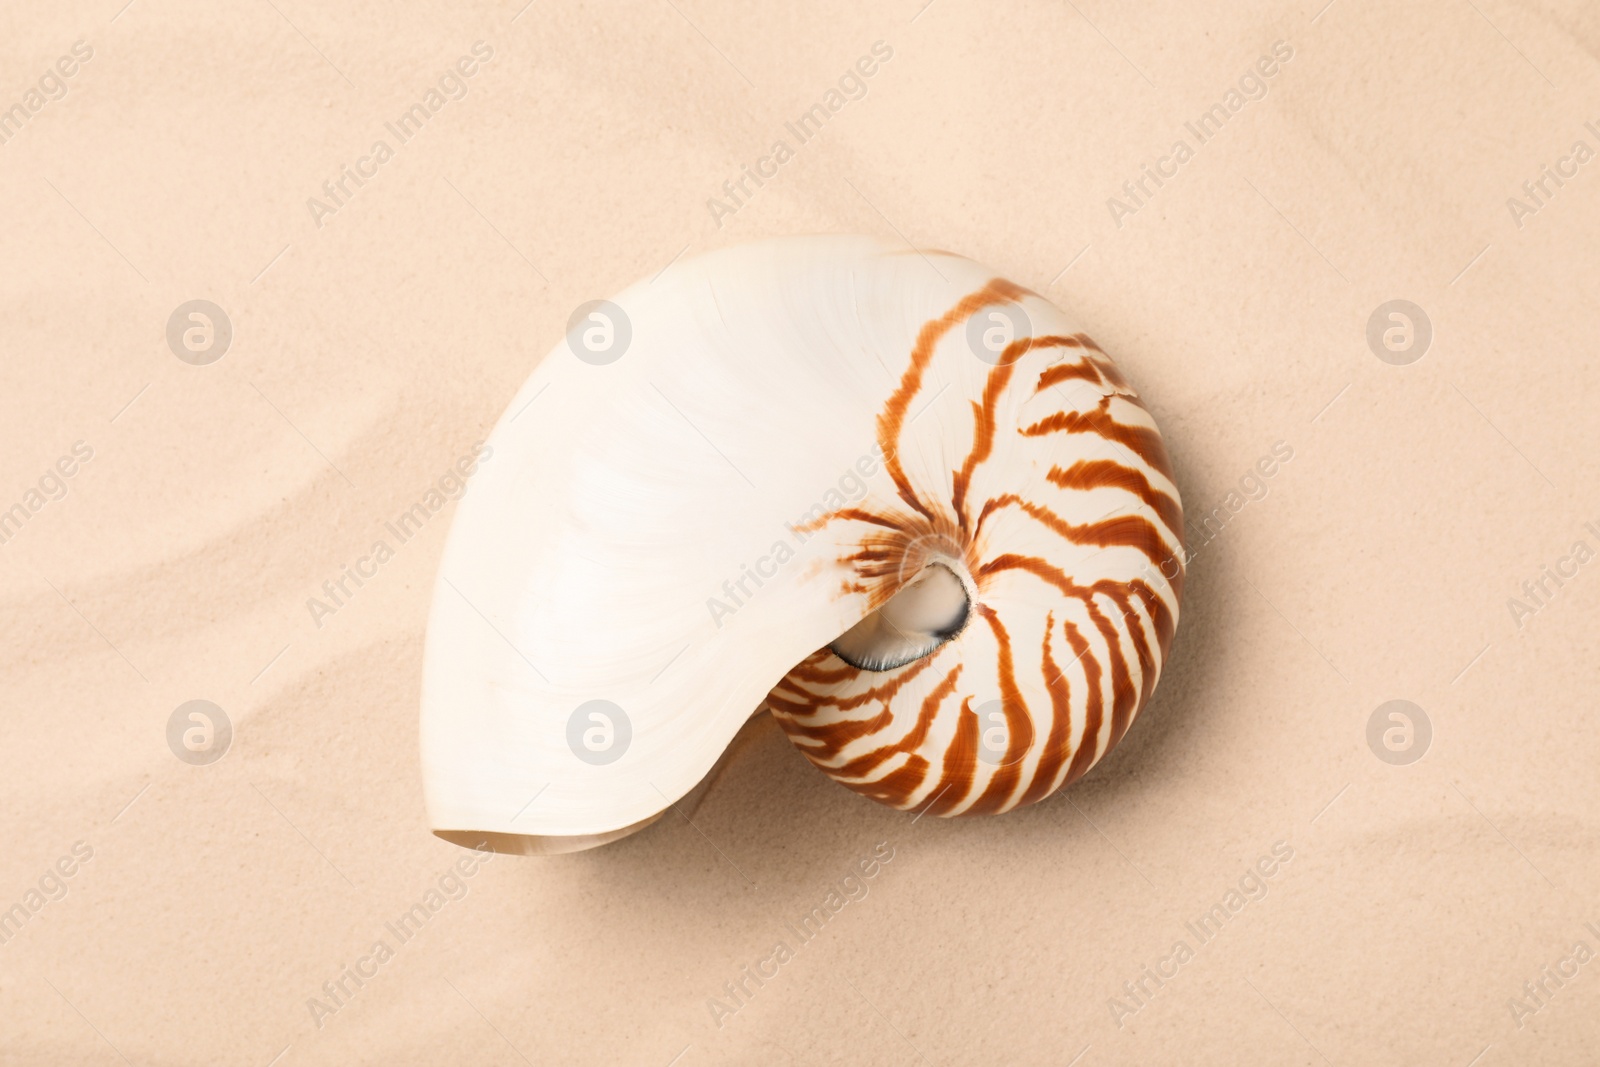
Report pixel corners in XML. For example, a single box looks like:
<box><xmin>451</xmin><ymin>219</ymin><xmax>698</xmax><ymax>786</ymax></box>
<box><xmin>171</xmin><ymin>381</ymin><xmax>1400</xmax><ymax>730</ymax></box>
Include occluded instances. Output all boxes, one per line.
<box><xmin>3</xmin><ymin>0</ymin><xmax>1598</xmax><ymax>1063</ymax></box>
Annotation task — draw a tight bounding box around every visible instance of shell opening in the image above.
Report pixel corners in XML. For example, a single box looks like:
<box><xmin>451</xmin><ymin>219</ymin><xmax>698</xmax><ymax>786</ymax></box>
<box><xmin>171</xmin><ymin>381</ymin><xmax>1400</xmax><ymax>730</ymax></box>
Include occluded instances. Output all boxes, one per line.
<box><xmin>829</xmin><ymin>562</ymin><xmax>972</xmax><ymax>672</ymax></box>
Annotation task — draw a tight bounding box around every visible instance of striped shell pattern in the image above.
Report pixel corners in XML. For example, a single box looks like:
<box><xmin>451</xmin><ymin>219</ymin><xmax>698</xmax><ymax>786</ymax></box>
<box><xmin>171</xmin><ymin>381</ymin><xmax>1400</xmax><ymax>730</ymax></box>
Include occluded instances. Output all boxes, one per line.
<box><xmin>766</xmin><ymin>275</ymin><xmax>1186</xmax><ymax>816</ymax></box>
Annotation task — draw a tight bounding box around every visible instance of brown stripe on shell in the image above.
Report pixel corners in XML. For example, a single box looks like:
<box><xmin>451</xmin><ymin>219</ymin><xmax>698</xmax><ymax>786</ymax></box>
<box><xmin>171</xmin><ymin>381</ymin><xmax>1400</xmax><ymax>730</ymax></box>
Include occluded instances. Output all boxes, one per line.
<box><xmin>1034</xmin><ymin>360</ymin><xmax>1102</xmax><ymax>391</ymax></box>
<box><xmin>925</xmin><ymin>696</ymin><xmax>980</xmax><ymax>815</ymax></box>
<box><xmin>1046</xmin><ymin>460</ymin><xmax>1183</xmax><ymax>551</ymax></box>
<box><xmin>951</xmin><ymin>334</ymin><xmax>1084</xmax><ymax>534</ymax></box>
<box><xmin>960</xmin><ymin>605</ymin><xmax>1034</xmax><ymax>815</ymax></box>
<box><xmin>1058</xmin><ymin>610</ymin><xmax>1107</xmax><ymax>791</ymax></box>
<box><xmin>841</xmin><ymin>664</ymin><xmax>963</xmax><ymax>788</ymax></box>
<box><xmin>769</xmin><ymin>653</ymin><xmax>939</xmax><ymax>727</ymax></box>
<box><xmin>877</xmin><ymin>279</ymin><xmax>1034</xmax><ymax>522</ymax></box>
<box><xmin>1015</xmin><ymin>611</ymin><xmax>1078</xmax><ymax>808</ymax></box>
<box><xmin>1020</xmin><ymin>398</ymin><xmax>1173</xmax><ymax>479</ymax></box>
<box><xmin>972</xmin><ymin>494</ymin><xmax>1175</xmax><ymax>571</ymax></box>
<box><xmin>977</xmin><ymin>553</ymin><xmax>1161</xmax><ymax>755</ymax></box>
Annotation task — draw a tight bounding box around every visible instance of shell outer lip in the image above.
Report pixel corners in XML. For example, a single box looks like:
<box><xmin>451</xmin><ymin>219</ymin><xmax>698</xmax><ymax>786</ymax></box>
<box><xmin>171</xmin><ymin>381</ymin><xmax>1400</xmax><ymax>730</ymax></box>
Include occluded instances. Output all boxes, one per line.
<box><xmin>429</xmin><ymin>709</ymin><xmax>774</xmax><ymax>854</ymax></box>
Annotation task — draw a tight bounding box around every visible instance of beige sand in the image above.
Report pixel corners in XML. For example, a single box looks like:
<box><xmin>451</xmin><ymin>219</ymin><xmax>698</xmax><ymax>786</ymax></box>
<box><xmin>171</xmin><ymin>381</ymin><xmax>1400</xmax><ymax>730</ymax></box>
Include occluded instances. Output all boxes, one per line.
<box><xmin>2</xmin><ymin>1</ymin><xmax>1598</xmax><ymax>1063</ymax></box>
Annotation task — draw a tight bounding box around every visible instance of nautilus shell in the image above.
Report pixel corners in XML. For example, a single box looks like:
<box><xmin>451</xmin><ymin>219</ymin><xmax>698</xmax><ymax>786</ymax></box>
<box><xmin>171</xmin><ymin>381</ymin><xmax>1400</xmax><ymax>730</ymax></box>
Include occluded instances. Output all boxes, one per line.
<box><xmin>421</xmin><ymin>235</ymin><xmax>1184</xmax><ymax>853</ymax></box>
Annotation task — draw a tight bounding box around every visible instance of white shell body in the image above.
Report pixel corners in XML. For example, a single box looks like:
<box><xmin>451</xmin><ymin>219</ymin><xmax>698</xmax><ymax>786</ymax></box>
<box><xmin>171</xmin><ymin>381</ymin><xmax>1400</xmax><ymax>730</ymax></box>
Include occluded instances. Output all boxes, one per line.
<box><xmin>421</xmin><ymin>236</ymin><xmax>1184</xmax><ymax>851</ymax></box>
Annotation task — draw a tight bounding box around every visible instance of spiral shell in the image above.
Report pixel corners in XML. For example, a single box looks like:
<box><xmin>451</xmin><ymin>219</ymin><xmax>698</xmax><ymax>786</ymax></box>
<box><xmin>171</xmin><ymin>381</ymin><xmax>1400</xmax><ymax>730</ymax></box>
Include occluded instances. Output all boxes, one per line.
<box><xmin>420</xmin><ymin>235</ymin><xmax>1184</xmax><ymax>851</ymax></box>
<box><xmin>765</xmin><ymin>275</ymin><xmax>1185</xmax><ymax>815</ymax></box>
